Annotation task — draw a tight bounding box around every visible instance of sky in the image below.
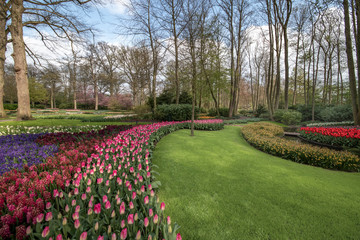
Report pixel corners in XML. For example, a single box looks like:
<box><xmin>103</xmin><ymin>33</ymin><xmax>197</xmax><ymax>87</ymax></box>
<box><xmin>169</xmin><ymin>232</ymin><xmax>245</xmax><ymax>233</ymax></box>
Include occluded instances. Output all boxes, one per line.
<box><xmin>5</xmin><ymin>0</ymin><xmax>131</xmax><ymax>66</ymax></box>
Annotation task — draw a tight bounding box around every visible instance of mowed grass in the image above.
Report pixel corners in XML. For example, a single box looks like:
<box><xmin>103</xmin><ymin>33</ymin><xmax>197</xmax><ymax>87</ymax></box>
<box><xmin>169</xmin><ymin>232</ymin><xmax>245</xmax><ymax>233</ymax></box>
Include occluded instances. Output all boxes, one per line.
<box><xmin>153</xmin><ymin>126</ymin><xmax>360</xmax><ymax>240</ymax></box>
<box><xmin>0</xmin><ymin>119</ymin><xmax>149</xmax><ymax>126</ymax></box>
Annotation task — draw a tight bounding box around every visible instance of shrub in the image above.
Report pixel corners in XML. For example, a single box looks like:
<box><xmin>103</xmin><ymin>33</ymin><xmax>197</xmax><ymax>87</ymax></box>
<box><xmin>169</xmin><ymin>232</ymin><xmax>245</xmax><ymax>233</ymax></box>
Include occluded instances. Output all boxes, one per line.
<box><xmin>242</xmin><ymin>122</ymin><xmax>360</xmax><ymax>171</ymax></box>
<box><xmin>274</xmin><ymin>109</ymin><xmax>287</xmax><ymax>122</ymax></box>
<box><xmin>208</xmin><ymin>108</ymin><xmax>229</xmax><ymax>117</ymax></box>
<box><xmin>133</xmin><ymin>105</ymin><xmax>151</xmax><ymax>114</ymax></box>
<box><xmin>319</xmin><ymin>105</ymin><xmax>353</xmax><ymax>122</ymax></box>
<box><xmin>281</xmin><ymin>111</ymin><xmax>302</xmax><ymax>125</ymax></box>
<box><xmin>274</xmin><ymin>110</ymin><xmax>302</xmax><ymax>125</ymax></box>
<box><xmin>154</xmin><ymin>104</ymin><xmax>198</xmax><ymax>121</ymax></box>
<box><xmin>296</xmin><ymin>105</ymin><xmax>322</xmax><ymax>122</ymax></box>
<box><xmin>255</xmin><ymin>104</ymin><xmax>267</xmax><ymax>117</ymax></box>
<box><xmin>3</xmin><ymin>103</ymin><xmax>17</xmax><ymax>110</ymax></box>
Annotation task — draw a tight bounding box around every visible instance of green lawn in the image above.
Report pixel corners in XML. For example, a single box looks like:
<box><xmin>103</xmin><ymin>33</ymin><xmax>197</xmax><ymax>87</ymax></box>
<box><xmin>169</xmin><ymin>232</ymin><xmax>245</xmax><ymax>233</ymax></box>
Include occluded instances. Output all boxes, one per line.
<box><xmin>153</xmin><ymin>126</ymin><xmax>360</xmax><ymax>240</ymax></box>
<box><xmin>0</xmin><ymin>119</ymin><xmax>148</xmax><ymax>126</ymax></box>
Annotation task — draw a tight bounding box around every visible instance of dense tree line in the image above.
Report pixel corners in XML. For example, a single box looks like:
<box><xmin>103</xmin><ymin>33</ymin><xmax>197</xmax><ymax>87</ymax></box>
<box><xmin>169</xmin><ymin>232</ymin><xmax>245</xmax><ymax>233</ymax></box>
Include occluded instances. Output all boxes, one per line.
<box><xmin>1</xmin><ymin>0</ymin><xmax>360</xmax><ymax>124</ymax></box>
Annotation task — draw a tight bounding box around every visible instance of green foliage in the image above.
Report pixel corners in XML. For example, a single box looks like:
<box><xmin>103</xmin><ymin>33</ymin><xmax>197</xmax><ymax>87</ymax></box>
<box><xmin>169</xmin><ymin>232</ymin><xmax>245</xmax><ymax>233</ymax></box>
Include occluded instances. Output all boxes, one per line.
<box><xmin>208</xmin><ymin>108</ymin><xmax>229</xmax><ymax>117</ymax></box>
<box><xmin>274</xmin><ymin>109</ymin><xmax>302</xmax><ymax>125</ymax></box>
<box><xmin>154</xmin><ymin>104</ymin><xmax>199</xmax><ymax>121</ymax></box>
<box><xmin>255</xmin><ymin>104</ymin><xmax>267</xmax><ymax>117</ymax></box>
<box><xmin>295</xmin><ymin>105</ymin><xmax>322</xmax><ymax>121</ymax></box>
<box><xmin>179</xmin><ymin>91</ymin><xmax>192</xmax><ymax>104</ymax></box>
<box><xmin>133</xmin><ymin>104</ymin><xmax>151</xmax><ymax>114</ymax></box>
<box><xmin>319</xmin><ymin>105</ymin><xmax>353</xmax><ymax>122</ymax></box>
<box><xmin>29</xmin><ymin>77</ymin><xmax>48</xmax><ymax>105</ymax></box>
<box><xmin>4</xmin><ymin>103</ymin><xmax>17</xmax><ymax>110</ymax></box>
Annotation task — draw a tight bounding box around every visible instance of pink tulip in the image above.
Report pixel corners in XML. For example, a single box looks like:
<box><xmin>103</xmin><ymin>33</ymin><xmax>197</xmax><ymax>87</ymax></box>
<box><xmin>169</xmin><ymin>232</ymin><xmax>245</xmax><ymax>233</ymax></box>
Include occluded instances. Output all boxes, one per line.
<box><xmin>87</xmin><ymin>179</ymin><xmax>92</xmax><ymax>185</ymax></box>
<box><xmin>65</xmin><ymin>205</ymin><xmax>70</xmax><ymax>212</ymax></box>
<box><xmin>56</xmin><ymin>234</ymin><xmax>63</xmax><ymax>240</ymax></box>
<box><xmin>111</xmin><ymin>233</ymin><xmax>117</xmax><ymax>240</ymax></box>
<box><xmin>74</xmin><ymin>188</ymin><xmax>79</xmax><ymax>195</ymax></box>
<box><xmin>74</xmin><ymin>219</ymin><xmax>81</xmax><ymax>229</ymax></box>
<box><xmin>134</xmin><ymin>213</ymin><xmax>138</xmax><ymax>221</ymax></box>
<box><xmin>97</xmin><ymin>178</ymin><xmax>103</xmax><ymax>184</ymax></box>
<box><xmin>105</xmin><ymin>201</ymin><xmax>111</xmax><ymax>210</ymax></box>
<box><xmin>144</xmin><ymin>196</ymin><xmax>149</xmax><ymax>205</ymax></box>
<box><xmin>120</xmin><ymin>228</ymin><xmax>127</xmax><ymax>240</ymax></box>
<box><xmin>45</xmin><ymin>212</ymin><xmax>53</xmax><ymax>221</ymax></box>
<box><xmin>97</xmin><ymin>236</ymin><xmax>104</xmax><ymax>240</ymax></box>
<box><xmin>46</xmin><ymin>202</ymin><xmax>52</xmax><ymax>209</ymax></box>
<box><xmin>62</xmin><ymin>217</ymin><xmax>67</xmax><ymax>225</ymax></box>
<box><xmin>134</xmin><ymin>230</ymin><xmax>141</xmax><ymax>240</ymax></box>
<box><xmin>150</xmin><ymin>190</ymin><xmax>155</xmax><ymax>197</ymax></box>
<box><xmin>132</xmin><ymin>191</ymin><xmax>136</xmax><ymax>200</ymax></box>
<box><xmin>72</xmin><ymin>212</ymin><xmax>79</xmax><ymax>220</ymax></box>
<box><xmin>36</xmin><ymin>213</ymin><xmax>44</xmax><ymax>223</ymax></box>
<box><xmin>146</xmin><ymin>172</ymin><xmax>151</xmax><ymax>178</ymax></box>
<box><xmin>80</xmin><ymin>232</ymin><xmax>87</xmax><ymax>240</ymax></box>
<box><xmin>121</xmin><ymin>220</ymin><xmax>125</xmax><ymax>228</ymax></box>
<box><xmin>88</xmin><ymin>208</ymin><xmax>93</xmax><ymax>215</ymax></box>
<box><xmin>26</xmin><ymin>226</ymin><xmax>32</xmax><ymax>235</ymax></box>
<box><xmin>144</xmin><ymin>217</ymin><xmax>149</xmax><ymax>227</ymax></box>
<box><xmin>75</xmin><ymin>205</ymin><xmax>81</xmax><ymax>212</ymax></box>
<box><xmin>119</xmin><ymin>202</ymin><xmax>125</xmax><ymax>215</ymax></box>
<box><xmin>167</xmin><ymin>216</ymin><xmax>171</xmax><ymax>225</ymax></box>
<box><xmin>89</xmin><ymin>200</ymin><xmax>93</xmax><ymax>208</ymax></box>
<box><xmin>129</xmin><ymin>201</ymin><xmax>134</xmax><ymax>209</ymax></box>
<box><xmin>72</xmin><ymin>199</ymin><xmax>76</xmax><ymax>206</ymax></box>
<box><xmin>160</xmin><ymin>202</ymin><xmax>165</xmax><ymax>211</ymax></box>
<box><xmin>95</xmin><ymin>222</ymin><xmax>99</xmax><ymax>231</ymax></box>
<box><xmin>176</xmin><ymin>233</ymin><xmax>182</xmax><ymax>240</ymax></box>
<box><xmin>141</xmin><ymin>185</ymin><xmax>145</xmax><ymax>192</ymax></box>
<box><xmin>82</xmin><ymin>193</ymin><xmax>87</xmax><ymax>200</ymax></box>
<box><xmin>94</xmin><ymin>203</ymin><xmax>101</xmax><ymax>214</ymax></box>
<box><xmin>128</xmin><ymin>214</ymin><xmax>134</xmax><ymax>224</ymax></box>
<box><xmin>148</xmin><ymin>184</ymin><xmax>152</xmax><ymax>191</ymax></box>
<box><xmin>153</xmin><ymin>214</ymin><xmax>158</xmax><ymax>224</ymax></box>
<box><xmin>103</xmin><ymin>195</ymin><xmax>108</xmax><ymax>203</ymax></box>
<box><xmin>53</xmin><ymin>189</ymin><xmax>59</xmax><ymax>198</ymax></box>
<box><xmin>42</xmin><ymin>226</ymin><xmax>49</xmax><ymax>238</ymax></box>
<box><xmin>149</xmin><ymin>208</ymin><xmax>153</xmax><ymax>217</ymax></box>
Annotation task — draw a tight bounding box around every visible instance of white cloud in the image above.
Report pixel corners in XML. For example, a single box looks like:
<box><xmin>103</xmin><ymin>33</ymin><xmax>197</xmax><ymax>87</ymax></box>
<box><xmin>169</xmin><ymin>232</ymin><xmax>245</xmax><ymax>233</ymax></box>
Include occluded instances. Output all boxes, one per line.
<box><xmin>104</xmin><ymin>0</ymin><xmax>130</xmax><ymax>15</ymax></box>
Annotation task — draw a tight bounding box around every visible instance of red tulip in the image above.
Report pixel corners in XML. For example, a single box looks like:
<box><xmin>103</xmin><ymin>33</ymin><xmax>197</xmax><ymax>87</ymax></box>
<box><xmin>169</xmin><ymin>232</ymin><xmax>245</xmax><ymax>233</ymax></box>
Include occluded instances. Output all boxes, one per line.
<box><xmin>94</xmin><ymin>203</ymin><xmax>101</xmax><ymax>214</ymax></box>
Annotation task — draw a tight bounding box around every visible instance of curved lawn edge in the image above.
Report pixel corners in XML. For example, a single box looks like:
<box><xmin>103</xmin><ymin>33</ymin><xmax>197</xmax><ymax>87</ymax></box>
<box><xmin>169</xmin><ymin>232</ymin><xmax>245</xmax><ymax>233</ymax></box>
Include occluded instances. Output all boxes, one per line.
<box><xmin>0</xmin><ymin>120</ymin><xmax>223</xmax><ymax>239</ymax></box>
<box><xmin>241</xmin><ymin>122</ymin><xmax>360</xmax><ymax>172</ymax></box>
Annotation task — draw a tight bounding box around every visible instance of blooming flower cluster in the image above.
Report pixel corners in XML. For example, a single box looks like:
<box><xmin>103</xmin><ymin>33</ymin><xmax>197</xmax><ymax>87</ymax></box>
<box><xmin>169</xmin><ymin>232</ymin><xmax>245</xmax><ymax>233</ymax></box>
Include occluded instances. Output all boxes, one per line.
<box><xmin>299</xmin><ymin>126</ymin><xmax>360</xmax><ymax>148</ymax></box>
<box><xmin>306</xmin><ymin>121</ymin><xmax>354</xmax><ymax>127</ymax></box>
<box><xmin>0</xmin><ymin>133</ymin><xmax>58</xmax><ymax>175</ymax></box>
<box><xmin>0</xmin><ymin>120</ymin><xmax>223</xmax><ymax>239</ymax></box>
<box><xmin>242</xmin><ymin>122</ymin><xmax>360</xmax><ymax>171</ymax></box>
<box><xmin>0</xmin><ymin>125</ymin><xmax>108</xmax><ymax>136</ymax></box>
<box><xmin>0</xmin><ymin>125</ymin><xmax>133</xmax><ymax>239</ymax></box>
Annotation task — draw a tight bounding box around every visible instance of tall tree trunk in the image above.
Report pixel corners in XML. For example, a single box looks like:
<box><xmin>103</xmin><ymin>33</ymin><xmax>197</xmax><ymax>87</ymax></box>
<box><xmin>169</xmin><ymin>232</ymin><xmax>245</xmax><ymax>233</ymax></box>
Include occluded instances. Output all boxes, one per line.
<box><xmin>343</xmin><ymin>0</ymin><xmax>360</xmax><ymax>124</ymax></box>
<box><xmin>283</xmin><ymin>26</ymin><xmax>290</xmax><ymax>109</ymax></box>
<box><xmin>10</xmin><ymin>0</ymin><xmax>32</xmax><ymax>120</ymax></box>
<box><xmin>354</xmin><ymin>0</ymin><xmax>360</xmax><ymax>109</ymax></box>
<box><xmin>292</xmin><ymin>33</ymin><xmax>300</xmax><ymax>106</ymax></box>
<box><xmin>0</xmin><ymin>7</ymin><xmax>6</xmax><ymax>118</ymax></box>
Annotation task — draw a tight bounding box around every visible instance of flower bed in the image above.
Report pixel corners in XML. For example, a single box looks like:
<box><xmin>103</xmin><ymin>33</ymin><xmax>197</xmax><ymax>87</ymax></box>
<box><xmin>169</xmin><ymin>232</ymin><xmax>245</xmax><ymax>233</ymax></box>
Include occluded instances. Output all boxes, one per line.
<box><xmin>305</xmin><ymin>121</ymin><xmax>355</xmax><ymax>127</ymax></box>
<box><xmin>0</xmin><ymin>125</ymin><xmax>108</xmax><ymax>136</ymax></box>
<box><xmin>0</xmin><ymin>134</ymin><xmax>58</xmax><ymax>175</ymax></box>
<box><xmin>299</xmin><ymin>127</ymin><xmax>360</xmax><ymax>148</ymax></box>
<box><xmin>242</xmin><ymin>122</ymin><xmax>360</xmax><ymax>172</ymax></box>
<box><xmin>0</xmin><ymin>125</ymin><xmax>133</xmax><ymax>239</ymax></box>
<box><xmin>0</xmin><ymin>120</ymin><xmax>223</xmax><ymax>239</ymax></box>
